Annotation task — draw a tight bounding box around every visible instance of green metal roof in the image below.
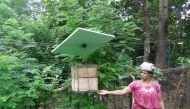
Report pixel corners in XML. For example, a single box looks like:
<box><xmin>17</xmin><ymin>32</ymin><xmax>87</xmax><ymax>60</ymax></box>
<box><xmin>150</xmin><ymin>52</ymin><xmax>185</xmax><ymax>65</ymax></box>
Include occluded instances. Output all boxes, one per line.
<box><xmin>51</xmin><ymin>28</ymin><xmax>115</xmax><ymax>56</ymax></box>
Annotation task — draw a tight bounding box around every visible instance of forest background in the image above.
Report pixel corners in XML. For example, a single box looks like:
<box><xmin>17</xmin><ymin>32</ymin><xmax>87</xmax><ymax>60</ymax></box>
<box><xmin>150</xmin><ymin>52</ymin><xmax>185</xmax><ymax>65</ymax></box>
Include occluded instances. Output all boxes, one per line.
<box><xmin>0</xmin><ymin>0</ymin><xmax>190</xmax><ymax>108</ymax></box>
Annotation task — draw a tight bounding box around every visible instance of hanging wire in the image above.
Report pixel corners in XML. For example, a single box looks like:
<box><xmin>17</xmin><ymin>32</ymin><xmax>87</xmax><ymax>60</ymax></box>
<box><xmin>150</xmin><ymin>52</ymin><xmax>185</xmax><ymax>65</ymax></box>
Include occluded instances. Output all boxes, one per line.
<box><xmin>0</xmin><ymin>38</ymin><xmax>182</xmax><ymax>46</ymax></box>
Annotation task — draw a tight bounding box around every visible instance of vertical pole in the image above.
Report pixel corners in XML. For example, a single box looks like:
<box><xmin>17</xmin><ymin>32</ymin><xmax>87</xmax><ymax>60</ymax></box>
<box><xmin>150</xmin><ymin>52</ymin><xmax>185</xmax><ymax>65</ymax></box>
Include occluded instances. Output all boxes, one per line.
<box><xmin>166</xmin><ymin>40</ymin><xmax>171</xmax><ymax>101</ymax></box>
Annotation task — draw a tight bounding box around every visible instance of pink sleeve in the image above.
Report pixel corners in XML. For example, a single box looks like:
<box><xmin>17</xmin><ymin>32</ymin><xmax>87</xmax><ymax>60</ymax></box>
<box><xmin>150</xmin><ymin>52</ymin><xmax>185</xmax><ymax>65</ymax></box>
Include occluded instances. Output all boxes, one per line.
<box><xmin>154</xmin><ymin>82</ymin><xmax>161</xmax><ymax>93</ymax></box>
<box><xmin>128</xmin><ymin>81</ymin><xmax>137</xmax><ymax>91</ymax></box>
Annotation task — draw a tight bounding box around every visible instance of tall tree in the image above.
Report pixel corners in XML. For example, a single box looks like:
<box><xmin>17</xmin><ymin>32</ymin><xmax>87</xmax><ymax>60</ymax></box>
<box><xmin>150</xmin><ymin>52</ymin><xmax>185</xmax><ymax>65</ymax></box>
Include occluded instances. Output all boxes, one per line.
<box><xmin>155</xmin><ymin>0</ymin><xmax>168</xmax><ymax>69</ymax></box>
<box><xmin>141</xmin><ymin>0</ymin><xmax>150</xmax><ymax>62</ymax></box>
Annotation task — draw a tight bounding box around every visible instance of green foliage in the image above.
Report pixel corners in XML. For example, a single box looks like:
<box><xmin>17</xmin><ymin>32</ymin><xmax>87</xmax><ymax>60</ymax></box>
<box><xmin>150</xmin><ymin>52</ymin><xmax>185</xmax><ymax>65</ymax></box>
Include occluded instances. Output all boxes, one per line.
<box><xmin>0</xmin><ymin>56</ymin><xmax>21</xmax><ymax>70</ymax></box>
<box><xmin>0</xmin><ymin>55</ymin><xmax>63</xmax><ymax>108</ymax></box>
<box><xmin>0</xmin><ymin>0</ymin><xmax>189</xmax><ymax>108</ymax></box>
<box><xmin>0</xmin><ymin>0</ymin><xmax>29</xmax><ymax>15</ymax></box>
<box><xmin>153</xmin><ymin>68</ymin><xmax>163</xmax><ymax>82</ymax></box>
<box><xmin>0</xmin><ymin>56</ymin><xmax>31</xmax><ymax>108</ymax></box>
<box><xmin>177</xmin><ymin>57</ymin><xmax>190</xmax><ymax>67</ymax></box>
<box><xmin>0</xmin><ymin>3</ymin><xmax>16</xmax><ymax>25</ymax></box>
<box><xmin>56</xmin><ymin>92</ymin><xmax>107</xmax><ymax>109</ymax></box>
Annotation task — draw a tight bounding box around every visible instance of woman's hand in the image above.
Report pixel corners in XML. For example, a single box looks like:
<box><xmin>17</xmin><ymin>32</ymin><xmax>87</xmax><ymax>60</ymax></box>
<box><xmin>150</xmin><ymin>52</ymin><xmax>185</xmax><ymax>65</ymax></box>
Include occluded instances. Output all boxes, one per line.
<box><xmin>97</xmin><ymin>90</ymin><xmax>108</xmax><ymax>95</ymax></box>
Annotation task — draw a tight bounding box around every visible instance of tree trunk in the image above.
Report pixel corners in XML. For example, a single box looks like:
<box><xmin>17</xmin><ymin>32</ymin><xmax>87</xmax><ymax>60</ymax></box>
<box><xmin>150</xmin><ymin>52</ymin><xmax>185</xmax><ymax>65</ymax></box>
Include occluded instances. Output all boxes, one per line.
<box><xmin>155</xmin><ymin>0</ymin><xmax>168</xmax><ymax>69</ymax></box>
<box><xmin>141</xmin><ymin>0</ymin><xmax>150</xmax><ymax>62</ymax></box>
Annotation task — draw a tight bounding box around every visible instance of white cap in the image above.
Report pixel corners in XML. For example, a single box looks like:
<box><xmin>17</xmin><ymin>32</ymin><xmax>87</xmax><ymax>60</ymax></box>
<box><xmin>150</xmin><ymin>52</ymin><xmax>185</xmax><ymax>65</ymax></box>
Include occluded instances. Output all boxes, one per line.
<box><xmin>139</xmin><ymin>62</ymin><xmax>155</xmax><ymax>72</ymax></box>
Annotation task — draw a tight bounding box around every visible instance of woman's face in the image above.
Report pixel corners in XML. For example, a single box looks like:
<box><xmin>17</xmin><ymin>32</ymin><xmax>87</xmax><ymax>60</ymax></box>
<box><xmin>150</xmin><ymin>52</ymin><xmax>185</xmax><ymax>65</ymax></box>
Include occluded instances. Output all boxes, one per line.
<box><xmin>140</xmin><ymin>70</ymin><xmax>152</xmax><ymax>80</ymax></box>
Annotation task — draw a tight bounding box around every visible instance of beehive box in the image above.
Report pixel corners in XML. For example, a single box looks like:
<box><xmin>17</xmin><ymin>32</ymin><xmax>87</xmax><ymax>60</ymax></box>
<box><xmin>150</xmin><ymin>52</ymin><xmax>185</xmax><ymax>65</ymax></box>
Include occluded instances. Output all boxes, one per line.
<box><xmin>71</xmin><ymin>64</ymin><xmax>98</xmax><ymax>92</ymax></box>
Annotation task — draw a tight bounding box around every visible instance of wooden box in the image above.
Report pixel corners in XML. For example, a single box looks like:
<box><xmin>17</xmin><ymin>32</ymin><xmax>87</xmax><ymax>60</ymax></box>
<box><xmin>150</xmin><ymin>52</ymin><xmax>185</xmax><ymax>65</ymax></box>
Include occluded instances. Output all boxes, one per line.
<box><xmin>71</xmin><ymin>64</ymin><xmax>98</xmax><ymax>92</ymax></box>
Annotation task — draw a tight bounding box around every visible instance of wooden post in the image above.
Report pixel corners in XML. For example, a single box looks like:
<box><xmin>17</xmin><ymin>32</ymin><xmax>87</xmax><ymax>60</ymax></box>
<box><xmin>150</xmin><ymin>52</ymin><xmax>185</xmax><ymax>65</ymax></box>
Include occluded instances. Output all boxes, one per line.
<box><xmin>186</xmin><ymin>69</ymin><xmax>190</xmax><ymax>109</ymax></box>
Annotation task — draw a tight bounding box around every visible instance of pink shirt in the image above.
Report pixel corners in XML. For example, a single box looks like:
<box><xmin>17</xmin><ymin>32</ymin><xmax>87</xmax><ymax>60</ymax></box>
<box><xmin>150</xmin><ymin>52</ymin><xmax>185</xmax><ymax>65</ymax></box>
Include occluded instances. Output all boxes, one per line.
<box><xmin>129</xmin><ymin>80</ymin><xmax>161</xmax><ymax>109</ymax></box>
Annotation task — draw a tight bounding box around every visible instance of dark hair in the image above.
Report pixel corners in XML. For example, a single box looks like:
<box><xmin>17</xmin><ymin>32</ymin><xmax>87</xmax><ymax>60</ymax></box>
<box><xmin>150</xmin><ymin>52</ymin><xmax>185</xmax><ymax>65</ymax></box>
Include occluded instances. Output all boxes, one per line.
<box><xmin>140</xmin><ymin>69</ymin><xmax>154</xmax><ymax>74</ymax></box>
<box><xmin>146</xmin><ymin>71</ymin><xmax>154</xmax><ymax>77</ymax></box>
<box><xmin>146</xmin><ymin>67</ymin><xmax>154</xmax><ymax>73</ymax></box>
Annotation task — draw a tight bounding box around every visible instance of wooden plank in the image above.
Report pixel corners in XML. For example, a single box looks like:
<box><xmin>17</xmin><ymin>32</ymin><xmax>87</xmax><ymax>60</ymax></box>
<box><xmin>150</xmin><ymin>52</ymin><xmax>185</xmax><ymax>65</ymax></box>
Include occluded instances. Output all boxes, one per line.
<box><xmin>71</xmin><ymin>65</ymin><xmax>97</xmax><ymax>78</ymax></box>
<box><xmin>72</xmin><ymin>78</ymin><xmax>98</xmax><ymax>92</ymax></box>
<box><xmin>88</xmin><ymin>78</ymin><xmax>98</xmax><ymax>91</ymax></box>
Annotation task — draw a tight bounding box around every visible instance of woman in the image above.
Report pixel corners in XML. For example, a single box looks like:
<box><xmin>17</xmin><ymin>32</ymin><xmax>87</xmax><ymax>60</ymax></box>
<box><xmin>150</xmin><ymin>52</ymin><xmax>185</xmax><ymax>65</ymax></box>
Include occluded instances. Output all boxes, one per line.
<box><xmin>97</xmin><ymin>62</ymin><xmax>165</xmax><ymax>109</ymax></box>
